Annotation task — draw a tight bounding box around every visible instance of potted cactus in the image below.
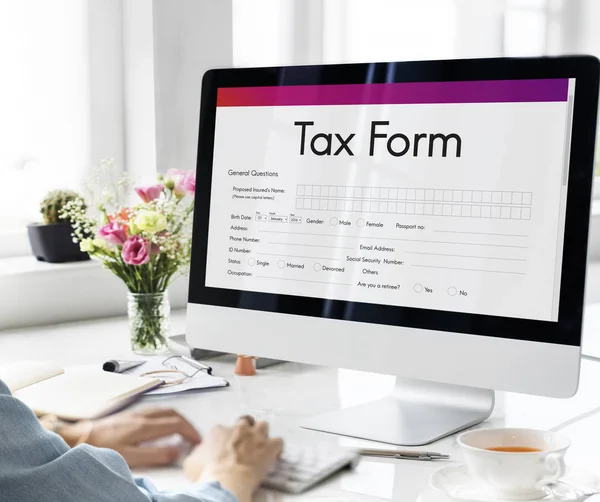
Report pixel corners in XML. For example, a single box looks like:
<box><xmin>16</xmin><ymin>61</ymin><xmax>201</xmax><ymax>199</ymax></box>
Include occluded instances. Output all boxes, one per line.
<box><xmin>26</xmin><ymin>190</ymin><xmax>90</xmax><ymax>263</ymax></box>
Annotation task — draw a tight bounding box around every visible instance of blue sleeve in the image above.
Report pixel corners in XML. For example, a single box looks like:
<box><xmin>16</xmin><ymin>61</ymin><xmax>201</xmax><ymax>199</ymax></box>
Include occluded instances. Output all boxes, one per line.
<box><xmin>0</xmin><ymin>380</ymin><xmax>237</xmax><ymax>502</ymax></box>
<box><xmin>136</xmin><ymin>478</ymin><xmax>237</xmax><ymax>502</ymax></box>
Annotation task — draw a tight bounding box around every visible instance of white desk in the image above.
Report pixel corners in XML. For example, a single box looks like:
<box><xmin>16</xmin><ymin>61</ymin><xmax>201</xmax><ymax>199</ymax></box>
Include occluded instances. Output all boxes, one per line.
<box><xmin>2</xmin><ymin>312</ymin><xmax>600</xmax><ymax>501</ymax></box>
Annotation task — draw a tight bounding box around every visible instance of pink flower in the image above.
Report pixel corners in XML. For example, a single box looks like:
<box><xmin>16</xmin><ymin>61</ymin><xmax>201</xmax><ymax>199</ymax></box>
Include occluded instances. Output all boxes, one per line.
<box><xmin>98</xmin><ymin>221</ymin><xmax>128</xmax><ymax>245</ymax></box>
<box><xmin>181</xmin><ymin>171</ymin><xmax>196</xmax><ymax>194</ymax></box>
<box><xmin>167</xmin><ymin>168</ymin><xmax>186</xmax><ymax>179</ymax></box>
<box><xmin>166</xmin><ymin>168</ymin><xmax>187</xmax><ymax>197</ymax></box>
<box><xmin>135</xmin><ymin>184</ymin><xmax>164</xmax><ymax>203</ymax></box>
<box><xmin>121</xmin><ymin>236</ymin><xmax>151</xmax><ymax>265</ymax></box>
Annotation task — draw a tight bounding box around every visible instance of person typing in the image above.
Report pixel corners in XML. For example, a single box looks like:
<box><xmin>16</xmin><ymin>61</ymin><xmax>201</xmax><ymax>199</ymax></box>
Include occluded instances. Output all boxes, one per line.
<box><xmin>0</xmin><ymin>380</ymin><xmax>283</xmax><ymax>502</ymax></box>
<box><xmin>37</xmin><ymin>407</ymin><xmax>203</xmax><ymax>469</ymax></box>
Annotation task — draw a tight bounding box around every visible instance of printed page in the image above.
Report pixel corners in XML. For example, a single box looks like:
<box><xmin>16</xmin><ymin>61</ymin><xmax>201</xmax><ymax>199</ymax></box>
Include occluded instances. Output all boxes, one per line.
<box><xmin>206</xmin><ymin>79</ymin><xmax>574</xmax><ymax>322</ymax></box>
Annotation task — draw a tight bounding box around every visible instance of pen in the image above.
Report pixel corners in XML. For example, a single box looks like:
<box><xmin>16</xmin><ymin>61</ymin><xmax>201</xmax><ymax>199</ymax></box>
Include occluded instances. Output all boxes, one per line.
<box><xmin>102</xmin><ymin>359</ymin><xmax>145</xmax><ymax>373</ymax></box>
<box><xmin>359</xmin><ymin>448</ymin><xmax>450</xmax><ymax>461</ymax></box>
<box><xmin>180</xmin><ymin>355</ymin><xmax>213</xmax><ymax>375</ymax></box>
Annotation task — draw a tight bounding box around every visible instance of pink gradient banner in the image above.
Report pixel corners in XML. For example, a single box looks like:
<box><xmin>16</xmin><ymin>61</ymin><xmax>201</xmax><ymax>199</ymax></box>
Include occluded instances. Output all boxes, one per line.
<box><xmin>217</xmin><ymin>79</ymin><xmax>568</xmax><ymax>107</ymax></box>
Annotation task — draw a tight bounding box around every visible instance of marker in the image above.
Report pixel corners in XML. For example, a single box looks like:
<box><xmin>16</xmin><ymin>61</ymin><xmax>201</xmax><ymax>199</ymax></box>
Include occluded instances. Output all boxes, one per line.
<box><xmin>102</xmin><ymin>359</ymin><xmax>146</xmax><ymax>373</ymax></box>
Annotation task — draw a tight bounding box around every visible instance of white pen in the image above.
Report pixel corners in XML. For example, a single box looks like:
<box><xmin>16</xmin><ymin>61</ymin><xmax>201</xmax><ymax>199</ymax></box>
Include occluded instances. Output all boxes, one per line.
<box><xmin>180</xmin><ymin>355</ymin><xmax>213</xmax><ymax>375</ymax></box>
<box><xmin>359</xmin><ymin>448</ymin><xmax>450</xmax><ymax>461</ymax></box>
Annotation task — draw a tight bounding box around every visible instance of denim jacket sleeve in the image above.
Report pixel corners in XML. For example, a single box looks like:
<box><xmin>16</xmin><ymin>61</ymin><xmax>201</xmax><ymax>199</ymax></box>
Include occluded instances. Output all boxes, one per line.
<box><xmin>0</xmin><ymin>380</ymin><xmax>237</xmax><ymax>502</ymax></box>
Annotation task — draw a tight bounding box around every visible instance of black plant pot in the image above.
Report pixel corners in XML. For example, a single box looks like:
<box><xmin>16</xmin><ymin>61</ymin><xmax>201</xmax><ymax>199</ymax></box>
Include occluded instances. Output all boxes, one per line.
<box><xmin>27</xmin><ymin>222</ymin><xmax>90</xmax><ymax>263</ymax></box>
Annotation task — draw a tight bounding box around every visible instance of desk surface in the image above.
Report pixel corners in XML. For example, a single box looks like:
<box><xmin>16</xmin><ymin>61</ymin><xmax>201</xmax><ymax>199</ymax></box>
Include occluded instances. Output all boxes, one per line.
<box><xmin>2</xmin><ymin>312</ymin><xmax>600</xmax><ymax>501</ymax></box>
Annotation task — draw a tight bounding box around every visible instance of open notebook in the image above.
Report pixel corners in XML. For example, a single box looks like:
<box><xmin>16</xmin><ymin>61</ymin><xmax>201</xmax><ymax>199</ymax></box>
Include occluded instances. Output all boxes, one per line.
<box><xmin>0</xmin><ymin>361</ymin><xmax>162</xmax><ymax>421</ymax></box>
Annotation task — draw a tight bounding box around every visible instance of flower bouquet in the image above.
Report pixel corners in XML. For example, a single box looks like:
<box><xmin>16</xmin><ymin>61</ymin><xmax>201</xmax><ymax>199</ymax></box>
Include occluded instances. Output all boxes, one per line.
<box><xmin>62</xmin><ymin>165</ymin><xmax>196</xmax><ymax>354</ymax></box>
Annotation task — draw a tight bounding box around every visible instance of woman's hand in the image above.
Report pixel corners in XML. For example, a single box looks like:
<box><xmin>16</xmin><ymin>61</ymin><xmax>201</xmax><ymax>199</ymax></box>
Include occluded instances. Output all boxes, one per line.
<box><xmin>183</xmin><ymin>416</ymin><xmax>283</xmax><ymax>502</ymax></box>
<box><xmin>66</xmin><ymin>408</ymin><xmax>201</xmax><ymax>468</ymax></box>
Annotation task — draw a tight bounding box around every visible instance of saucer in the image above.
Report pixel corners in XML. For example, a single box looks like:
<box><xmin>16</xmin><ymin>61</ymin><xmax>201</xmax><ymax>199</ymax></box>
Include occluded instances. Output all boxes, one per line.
<box><xmin>430</xmin><ymin>465</ymin><xmax>588</xmax><ymax>502</ymax></box>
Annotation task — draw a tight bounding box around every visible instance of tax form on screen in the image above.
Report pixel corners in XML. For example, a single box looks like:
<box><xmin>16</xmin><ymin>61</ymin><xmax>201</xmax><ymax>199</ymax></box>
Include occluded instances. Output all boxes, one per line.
<box><xmin>205</xmin><ymin>79</ymin><xmax>575</xmax><ymax>322</ymax></box>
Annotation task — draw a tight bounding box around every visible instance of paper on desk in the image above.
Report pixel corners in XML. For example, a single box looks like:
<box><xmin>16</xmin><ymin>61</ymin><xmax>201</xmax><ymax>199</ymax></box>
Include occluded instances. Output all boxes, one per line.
<box><xmin>122</xmin><ymin>358</ymin><xmax>228</xmax><ymax>395</ymax></box>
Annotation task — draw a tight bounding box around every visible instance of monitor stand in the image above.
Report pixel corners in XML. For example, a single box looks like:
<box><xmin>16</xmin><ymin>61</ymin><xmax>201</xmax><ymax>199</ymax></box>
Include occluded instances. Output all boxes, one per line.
<box><xmin>300</xmin><ymin>378</ymin><xmax>495</xmax><ymax>446</ymax></box>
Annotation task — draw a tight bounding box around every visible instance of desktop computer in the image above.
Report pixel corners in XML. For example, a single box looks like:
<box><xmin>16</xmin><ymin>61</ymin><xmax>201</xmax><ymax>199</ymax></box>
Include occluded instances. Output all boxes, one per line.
<box><xmin>186</xmin><ymin>57</ymin><xmax>599</xmax><ymax>446</ymax></box>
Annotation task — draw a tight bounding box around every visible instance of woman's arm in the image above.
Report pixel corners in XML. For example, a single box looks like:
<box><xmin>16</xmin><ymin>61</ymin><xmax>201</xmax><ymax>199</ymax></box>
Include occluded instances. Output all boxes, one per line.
<box><xmin>38</xmin><ymin>413</ymin><xmax>89</xmax><ymax>447</ymax></box>
<box><xmin>0</xmin><ymin>380</ymin><xmax>236</xmax><ymax>502</ymax></box>
<box><xmin>38</xmin><ymin>408</ymin><xmax>202</xmax><ymax>468</ymax></box>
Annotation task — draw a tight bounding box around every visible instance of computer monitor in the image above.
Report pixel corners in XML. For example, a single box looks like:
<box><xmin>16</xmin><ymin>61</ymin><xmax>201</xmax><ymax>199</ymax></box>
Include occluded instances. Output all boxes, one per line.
<box><xmin>187</xmin><ymin>57</ymin><xmax>599</xmax><ymax>446</ymax></box>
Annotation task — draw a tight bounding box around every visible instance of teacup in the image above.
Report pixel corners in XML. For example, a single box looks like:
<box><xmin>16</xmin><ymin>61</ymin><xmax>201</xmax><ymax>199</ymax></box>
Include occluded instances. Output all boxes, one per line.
<box><xmin>457</xmin><ymin>428</ymin><xmax>570</xmax><ymax>500</ymax></box>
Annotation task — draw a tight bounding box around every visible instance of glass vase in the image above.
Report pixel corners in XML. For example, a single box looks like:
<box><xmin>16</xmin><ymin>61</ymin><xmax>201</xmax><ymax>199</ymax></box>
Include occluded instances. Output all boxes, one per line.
<box><xmin>128</xmin><ymin>291</ymin><xmax>171</xmax><ymax>355</ymax></box>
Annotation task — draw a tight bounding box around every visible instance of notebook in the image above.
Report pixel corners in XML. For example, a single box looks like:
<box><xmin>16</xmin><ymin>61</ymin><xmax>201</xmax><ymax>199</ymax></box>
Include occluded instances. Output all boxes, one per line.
<box><xmin>0</xmin><ymin>361</ymin><xmax>162</xmax><ymax>421</ymax></box>
<box><xmin>121</xmin><ymin>357</ymin><xmax>229</xmax><ymax>395</ymax></box>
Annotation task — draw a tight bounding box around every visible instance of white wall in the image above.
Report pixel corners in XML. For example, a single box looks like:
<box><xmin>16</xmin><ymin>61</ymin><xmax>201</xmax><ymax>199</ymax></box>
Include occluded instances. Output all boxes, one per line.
<box><xmin>566</xmin><ymin>0</ymin><xmax>600</xmax><ymax>54</ymax></box>
<box><xmin>122</xmin><ymin>0</ymin><xmax>158</xmax><ymax>184</ymax></box>
<box><xmin>455</xmin><ymin>0</ymin><xmax>504</xmax><ymax>58</ymax></box>
<box><xmin>153</xmin><ymin>0</ymin><xmax>234</xmax><ymax>174</ymax></box>
<box><xmin>121</xmin><ymin>0</ymin><xmax>234</xmax><ymax>180</ymax></box>
<box><xmin>88</xmin><ymin>0</ymin><xmax>125</xmax><ymax>177</ymax></box>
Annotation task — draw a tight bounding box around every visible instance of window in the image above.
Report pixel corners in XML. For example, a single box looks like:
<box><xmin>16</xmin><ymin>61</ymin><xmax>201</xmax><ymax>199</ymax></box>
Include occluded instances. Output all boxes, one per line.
<box><xmin>0</xmin><ymin>1</ymin><xmax>91</xmax><ymax>237</ymax></box>
<box><xmin>0</xmin><ymin>1</ymin><xmax>126</xmax><ymax>258</ymax></box>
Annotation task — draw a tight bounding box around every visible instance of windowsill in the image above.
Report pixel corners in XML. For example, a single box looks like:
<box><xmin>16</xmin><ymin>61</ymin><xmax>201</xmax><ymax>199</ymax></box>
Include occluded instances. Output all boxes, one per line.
<box><xmin>0</xmin><ymin>255</ymin><xmax>189</xmax><ymax>330</ymax></box>
<box><xmin>0</xmin><ymin>256</ymin><xmax>101</xmax><ymax>276</ymax></box>
<box><xmin>0</xmin><ymin>229</ymin><xmax>34</xmax><ymax>259</ymax></box>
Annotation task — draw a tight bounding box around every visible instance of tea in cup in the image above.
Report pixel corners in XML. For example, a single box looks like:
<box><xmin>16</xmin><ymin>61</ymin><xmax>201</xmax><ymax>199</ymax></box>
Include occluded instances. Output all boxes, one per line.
<box><xmin>457</xmin><ymin>428</ymin><xmax>570</xmax><ymax>500</ymax></box>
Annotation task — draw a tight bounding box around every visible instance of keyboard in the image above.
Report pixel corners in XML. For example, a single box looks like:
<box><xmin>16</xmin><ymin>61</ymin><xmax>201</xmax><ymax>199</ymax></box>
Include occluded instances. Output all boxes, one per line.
<box><xmin>263</xmin><ymin>443</ymin><xmax>361</xmax><ymax>494</ymax></box>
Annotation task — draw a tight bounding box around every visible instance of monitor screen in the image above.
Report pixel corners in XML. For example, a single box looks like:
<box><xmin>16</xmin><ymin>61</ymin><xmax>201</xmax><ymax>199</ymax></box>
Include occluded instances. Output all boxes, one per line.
<box><xmin>204</xmin><ymin>78</ymin><xmax>575</xmax><ymax>323</ymax></box>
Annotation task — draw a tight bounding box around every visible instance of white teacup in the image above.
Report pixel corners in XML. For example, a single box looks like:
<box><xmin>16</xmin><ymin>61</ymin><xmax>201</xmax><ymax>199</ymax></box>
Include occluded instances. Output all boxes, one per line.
<box><xmin>457</xmin><ymin>428</ymin><xmax>570</xmax><ymax>501</ymax></box>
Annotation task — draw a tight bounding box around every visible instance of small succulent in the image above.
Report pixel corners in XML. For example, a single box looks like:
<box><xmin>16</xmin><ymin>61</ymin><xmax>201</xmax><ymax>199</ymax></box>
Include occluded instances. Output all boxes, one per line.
<box><xmin>40</xmin><ymin>189</ymin><xmax>86</xmax><ymax>225</ymax></box>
